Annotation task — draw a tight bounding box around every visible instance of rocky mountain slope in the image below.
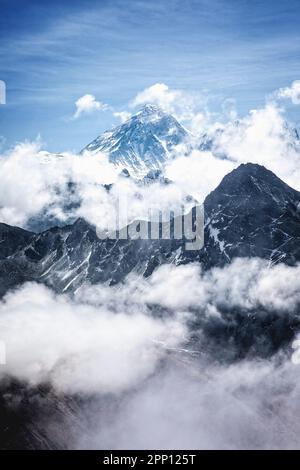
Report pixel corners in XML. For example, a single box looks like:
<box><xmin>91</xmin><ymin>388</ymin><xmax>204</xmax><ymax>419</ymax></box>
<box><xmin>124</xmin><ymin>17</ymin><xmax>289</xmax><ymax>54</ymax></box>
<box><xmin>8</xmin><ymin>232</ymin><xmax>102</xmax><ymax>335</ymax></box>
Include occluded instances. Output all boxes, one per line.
<box><xmin>1</xmin><ymin>163</ymin><xmax>300</xmax><ymax>297</ymax></box>
<box><xmin>81</xmin><ymin>104</ymin><xmax>189</xmax><ymax>177</ymax></box>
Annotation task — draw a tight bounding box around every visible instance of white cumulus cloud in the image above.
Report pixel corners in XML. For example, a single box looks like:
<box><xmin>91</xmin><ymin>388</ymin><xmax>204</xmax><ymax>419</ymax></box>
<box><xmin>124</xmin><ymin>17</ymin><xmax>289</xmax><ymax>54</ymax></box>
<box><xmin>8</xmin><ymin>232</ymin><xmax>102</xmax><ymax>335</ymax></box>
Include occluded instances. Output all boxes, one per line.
<box><xmin>73</xmin><ymin>94</ymin><xmax>109</xmax><ymax>119</ymax></box>
<box><xmin>276</xmin><ymin>80</ymin><xmax>300</xmax><ymax>105</ymax></box>
<box><xmin>132</xmin><ymin>83</ymin><xmax>179</xmax><ymax>112</ymax></box>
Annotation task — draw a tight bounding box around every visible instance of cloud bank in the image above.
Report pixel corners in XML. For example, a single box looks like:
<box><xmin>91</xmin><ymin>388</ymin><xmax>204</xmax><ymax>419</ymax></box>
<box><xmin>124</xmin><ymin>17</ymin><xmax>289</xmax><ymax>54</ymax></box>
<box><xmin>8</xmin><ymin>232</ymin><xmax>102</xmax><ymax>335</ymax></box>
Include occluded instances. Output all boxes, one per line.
<box><xmin>0</xmin><ymin>280</ymin><xmax>185</xmax><ymax>394</ymax></box>
<box><xmin>1</xmin><ymin>258</ymin><xmax>300</xmax><ymax>392</ymax></box>
<box><xmin>1</xmin><ymin>258</ymin><xmax>300</xmax><ymax>448</ymax></box>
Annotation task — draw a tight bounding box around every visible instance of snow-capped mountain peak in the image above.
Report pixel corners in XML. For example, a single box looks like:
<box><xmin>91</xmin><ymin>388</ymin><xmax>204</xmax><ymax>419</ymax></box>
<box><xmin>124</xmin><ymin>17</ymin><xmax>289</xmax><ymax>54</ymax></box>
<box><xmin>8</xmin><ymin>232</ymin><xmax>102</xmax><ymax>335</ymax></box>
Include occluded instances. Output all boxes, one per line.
<box><xmin>81</xmin><ymin>104</ymin><xmax>189</xmax><ymax>177</ymax></box>
<box><xmin>132</xmin><ymin>104</ymin><xmax>173</xmax><ymax>125</ymax></box>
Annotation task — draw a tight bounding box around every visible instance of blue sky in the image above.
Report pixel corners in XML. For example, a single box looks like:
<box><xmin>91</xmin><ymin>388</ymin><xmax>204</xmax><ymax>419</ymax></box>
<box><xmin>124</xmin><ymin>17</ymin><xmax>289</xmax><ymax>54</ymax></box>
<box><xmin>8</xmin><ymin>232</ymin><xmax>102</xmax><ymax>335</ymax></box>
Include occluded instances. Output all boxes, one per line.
<box><xmin>0</xmin><ymin>0</ymin><xmax>300</xmax><ymax>152</ymax></box>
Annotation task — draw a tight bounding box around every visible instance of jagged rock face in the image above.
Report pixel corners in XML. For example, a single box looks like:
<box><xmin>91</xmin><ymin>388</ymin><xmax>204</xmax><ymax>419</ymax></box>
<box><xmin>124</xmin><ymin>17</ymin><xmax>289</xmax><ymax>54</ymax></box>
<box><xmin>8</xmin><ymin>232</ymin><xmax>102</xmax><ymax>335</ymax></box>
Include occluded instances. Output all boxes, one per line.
<box><xmin>1</xmin><ymin>163</ymin><xmax>300</xmax><ymax>296</ymax></box>
<box><xmin>201</xmin><ymin>163</ymin><xmax>300</xmax><ymax>268</ymax></box>
<box><xmin>0</xmin><ymin>378</ymin><xmax>90</xmax><ymax>450</ymax></box>
<box><xmin>82</xmin><ymin>104</ymin><xmax>189</xmax><ymax>177</ymax></box>
<box><xmin>0</xmin><ymin>223</ymin><xmax>33</xmax><ymax>259</ymax></box>
<box><xmin>4</xmin><ymin>219</ymin><xmax>180</xmax><ymax>293</ymax></box>
<box><xmin>0</xmin><ymin>224</ymin><xmax>34</xmax><ymax>297</ymax></box>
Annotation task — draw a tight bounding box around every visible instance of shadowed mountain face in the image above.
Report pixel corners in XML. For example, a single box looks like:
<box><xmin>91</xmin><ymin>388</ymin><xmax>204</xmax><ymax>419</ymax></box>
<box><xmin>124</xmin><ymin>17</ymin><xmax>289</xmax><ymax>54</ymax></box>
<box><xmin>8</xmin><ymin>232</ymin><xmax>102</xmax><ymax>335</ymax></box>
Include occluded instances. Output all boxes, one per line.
<box><xmin>0</xmin><ymin>223</ymin><xmax>33</xmax><ymax>259</ymax></box>
<box><xmin>0</xmin><ymin>379</ymin><xmax>83</xmax><ymax>450</ymax></box>
<box><xmin>1</xmin><ymin>163</ymin><xmax>300</xmax><ymax>296</ymax></box>
<box><xmin>0</xmin><ymin>224</ymin><xmax>34</xmax><ymax>297</ymax></box>
<box><xmin>81</xmin><ymin>104</ymin><xmax>189</xmax><ymax>177</ymax></box>
<box><xmin>192</xmin><ymin>162</ymin><xmax>300</xmax><ymax>269</ymax></box>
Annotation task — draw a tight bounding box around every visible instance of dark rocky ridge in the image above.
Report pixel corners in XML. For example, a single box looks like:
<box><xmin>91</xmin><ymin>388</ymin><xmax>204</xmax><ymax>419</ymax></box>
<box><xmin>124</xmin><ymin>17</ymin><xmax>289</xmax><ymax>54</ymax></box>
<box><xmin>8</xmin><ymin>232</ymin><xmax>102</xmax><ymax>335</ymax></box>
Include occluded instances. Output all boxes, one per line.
<box><xmin>1</xmin><ymin>163</ymin><xmax>300</xmax><ymax>296</ymax></box>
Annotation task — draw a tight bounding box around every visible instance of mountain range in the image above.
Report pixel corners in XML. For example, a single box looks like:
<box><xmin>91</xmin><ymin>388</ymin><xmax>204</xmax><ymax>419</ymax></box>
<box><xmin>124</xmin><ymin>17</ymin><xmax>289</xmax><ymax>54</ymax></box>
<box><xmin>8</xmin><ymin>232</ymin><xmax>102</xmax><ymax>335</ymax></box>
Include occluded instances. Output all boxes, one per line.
<box><xmin>2</xmin><ymin>106</ymin><xmax>300</xmax><ymax>295</ymax></box>
<box><xmin>1</xmin><ymin>163</ymin><xmax>300</xmax><ymax>298</ymax></box>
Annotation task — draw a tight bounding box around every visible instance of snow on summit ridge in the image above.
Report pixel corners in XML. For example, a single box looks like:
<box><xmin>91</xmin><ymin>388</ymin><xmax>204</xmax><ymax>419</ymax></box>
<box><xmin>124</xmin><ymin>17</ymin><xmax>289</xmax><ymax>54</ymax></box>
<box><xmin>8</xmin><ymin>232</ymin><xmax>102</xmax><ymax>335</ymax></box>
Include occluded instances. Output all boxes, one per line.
<box><xmin>82</xmin><ymin>104</ymin><xmax>189</xmax><ymax>177</ymax></box>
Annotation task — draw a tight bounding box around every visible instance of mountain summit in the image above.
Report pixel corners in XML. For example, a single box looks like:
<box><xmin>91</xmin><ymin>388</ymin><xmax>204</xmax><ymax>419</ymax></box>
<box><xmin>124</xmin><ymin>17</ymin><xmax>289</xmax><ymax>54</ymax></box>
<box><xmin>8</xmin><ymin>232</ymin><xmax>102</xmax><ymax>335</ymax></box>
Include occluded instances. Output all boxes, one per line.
<box><xmin>81</xmin><ymin>104</ymin><xmax>189</xmax><ymax>177</ymax></box>
<box><xmin>200</xmin><ymin>163</ymin><xmax>300</xmax><ymax>267</ymax></box>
